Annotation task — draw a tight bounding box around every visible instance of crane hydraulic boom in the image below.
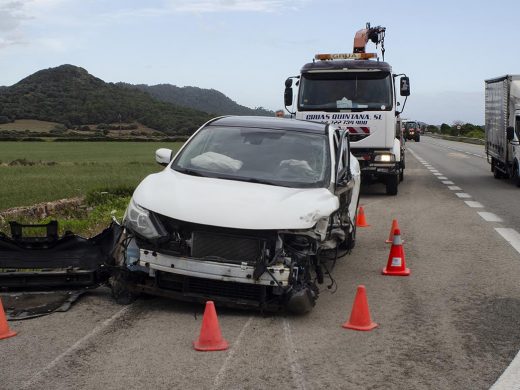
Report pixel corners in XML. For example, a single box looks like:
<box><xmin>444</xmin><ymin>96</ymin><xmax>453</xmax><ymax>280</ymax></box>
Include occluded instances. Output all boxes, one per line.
<box><xmin>353</xmin><ymin>22</ymin><xmax>386</xmax><ymax>60</ymax></box>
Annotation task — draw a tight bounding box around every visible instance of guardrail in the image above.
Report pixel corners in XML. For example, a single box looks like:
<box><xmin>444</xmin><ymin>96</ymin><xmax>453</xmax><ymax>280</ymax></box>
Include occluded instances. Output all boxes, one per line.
<box><xmin>424</xmin><ymin>133</ymin><xmax>485</xmax><ymax>146</ymax></box>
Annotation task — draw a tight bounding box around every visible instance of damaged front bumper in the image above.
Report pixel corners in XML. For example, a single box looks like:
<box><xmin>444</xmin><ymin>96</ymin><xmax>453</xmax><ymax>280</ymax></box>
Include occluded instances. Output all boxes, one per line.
<box><xmin>0</xmin><ymin>221</ymin><xmax>121</xmax><ymax>290</ymax></box>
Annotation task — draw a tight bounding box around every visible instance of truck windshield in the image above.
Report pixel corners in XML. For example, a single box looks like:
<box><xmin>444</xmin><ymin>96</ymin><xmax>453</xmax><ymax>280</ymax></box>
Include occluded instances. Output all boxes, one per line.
<box><xmin>172</xmin><ymin>126</ymin><xmax>330</xmax><ymax>188</ymax></box>
<box><xmin>298</xmin><ymin>71</ymin><xmax>392</xmax><ymax>111</ymax></box>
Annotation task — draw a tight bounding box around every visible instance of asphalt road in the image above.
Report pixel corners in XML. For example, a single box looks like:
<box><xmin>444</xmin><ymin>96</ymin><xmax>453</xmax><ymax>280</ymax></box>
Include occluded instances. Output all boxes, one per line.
<box><xmin>3</xmin><ymin>138</ymin><xmax>520</xmax><ymax>390</ymax></box>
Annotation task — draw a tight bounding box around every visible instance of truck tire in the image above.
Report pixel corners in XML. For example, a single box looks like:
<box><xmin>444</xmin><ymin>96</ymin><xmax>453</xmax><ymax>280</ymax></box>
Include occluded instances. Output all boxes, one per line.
<box><xmin>415</xmin><ymin>135</ymin><xmax>420</xmax><ymax>142</ymax></box>
<box><xmin>492</xmin><ymin>159</ymin><xmax>501</xmax><ymax>179</ymax></box>
<box><xmin>514</xmin><ymin>162</ymin><xmax>520</xmax><ymax>187</ymax></box>
<box><xmin>386</xmin><ymin>174</ymin><xmax>398</xmax><ymax>195</ymax></box>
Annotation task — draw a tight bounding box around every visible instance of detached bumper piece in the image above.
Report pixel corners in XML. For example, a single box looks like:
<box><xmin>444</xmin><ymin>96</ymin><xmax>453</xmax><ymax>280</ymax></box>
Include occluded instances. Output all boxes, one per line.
<box><xmin>0</xmin><ymin>221</ymin><xmax>121</xmax><ymax>290</ymax></box>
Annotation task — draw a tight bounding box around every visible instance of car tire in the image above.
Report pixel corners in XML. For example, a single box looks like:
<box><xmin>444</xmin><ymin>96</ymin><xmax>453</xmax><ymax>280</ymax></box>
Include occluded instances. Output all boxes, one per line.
<box><xmin>110</xmin><ymin>270</ymin><xmax>139</xmax><ymax>305</ymax></box>
<box><xmin>386</xmin><ymin>174</ymin><xmax>398</xmax><ymax>195</ymax></box>
<box><xmin>415</xmin><ymin>135</ymin><xmax>420</xmax><ymax>142</ymax></box>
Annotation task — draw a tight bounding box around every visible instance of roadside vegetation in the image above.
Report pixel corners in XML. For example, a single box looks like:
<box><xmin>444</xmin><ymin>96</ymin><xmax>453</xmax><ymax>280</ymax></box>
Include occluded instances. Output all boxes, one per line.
<box><xmin>426</xmin><ymin>122</ymin><xmax>484</xmax><ymax>139</ymax></box>
<box><xmin>0</xmin><ymin>141</ymin><xmax>182</xmax><ymax>210</ymax></box>
<box><xmin>0</xmin><ymin>186</ymin><xmax>132</xmax><ymax>237</ymax></box>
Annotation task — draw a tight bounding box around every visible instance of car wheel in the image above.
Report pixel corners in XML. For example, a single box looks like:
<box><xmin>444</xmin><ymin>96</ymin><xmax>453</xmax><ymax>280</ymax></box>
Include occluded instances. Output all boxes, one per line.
<box><xmin>416</xmin><ymin>135</ymin><xmax>420</xmax><ymax>142</ymax></box>
<box><xmin>110</xmin><ymin>269</ymin><xmax>139</xmax><ymax>305</ymax></box>
<box><xmin>386</xmin><ymin>174</ymin><xmax>398</xmax><ymax>195</ymax></box>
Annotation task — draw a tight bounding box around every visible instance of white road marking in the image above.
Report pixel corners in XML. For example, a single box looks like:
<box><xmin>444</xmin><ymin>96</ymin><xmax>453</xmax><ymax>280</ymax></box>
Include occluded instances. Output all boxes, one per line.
<box><xmin>283</xmin><ymin>318</ymin><xmax>307</xmax><ymax>390</ymax></box>
<box><xmin>464</xmin><ymin>201</ymin><xmax>484</xmax><ymax>208</ymax></box>
<box><xmin>21</xmin><ymin>306</ymin><xmax>132</xmax><ymax>389</ymax></box>
<box><xmin>213</xmin><ymin>316</ymin><xmax>254</xmax><ymax>389</ymax></box>
<box><xmin>477</xmin><ymin>212</ymin><xmax>503</xmax><ymax>222</ymax></box>
<box><xmin>448</xmin><ymin>186</ymin><xmax>462</xmax><ymax>190</ymax></box>
<box><xmin>491</xmin><ymin>349</ymin><xmax>520</xmax><ymax>390</ymax></box>
<box><xmin>495</xmin><ymin>228</ymin><xmax>520</xmax><ymax>254</ymax></box>
<box><xmin>438</xmin><ymin>176</ymin><xmax>448</xmax><ymax>180</ymax></box>
<box><xmin>455</xmin><ymin>193</ymin><xmax>472</xmax><ymax>198</ymax></box>
<box><xmin>433</xmin><ymin>173</ymin><xmax>443</xmax><ymax>176</ymax></box>
<box><xmin>442</xmin><ymin>181</ymin><xmax>455</xmax><ymax>184</ymax></box>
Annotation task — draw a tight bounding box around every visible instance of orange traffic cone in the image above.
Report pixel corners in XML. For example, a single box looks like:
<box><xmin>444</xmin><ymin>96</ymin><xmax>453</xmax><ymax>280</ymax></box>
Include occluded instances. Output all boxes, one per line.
<box><xmin>0</xmin><ymin>298</ymin><xmax>17</xmax><ymax>340</ymax></box>
<box><xmin>385</xmin><ymin>219</ymin><xmax>404</xmax><ymax>244</ymax></box>
<box><xmin>382</xmin><ymin>228</ymin><xmax>410</xmax><ymax>276</ymax></box>
<box><xmin>342</xmin><ymin>285</ymin><xmax>378</xmax><ymax>331</ymax></box>
<box><xmin>356</xmin><ymin>206</ymin><xmax>370</xmax><ymax>227</ymax></box>
<box><xmin>193</xmin><ymin>301</ymin><xmax>228</xmax><ymax>351</ymax></box>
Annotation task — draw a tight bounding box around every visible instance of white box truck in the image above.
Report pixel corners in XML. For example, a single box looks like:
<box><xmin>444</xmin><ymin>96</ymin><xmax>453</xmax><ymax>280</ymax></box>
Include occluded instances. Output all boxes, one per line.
<box><xmin>485</xmin><ymin>75</ymin><xmax>520</xmax><ymax>185</ymax></box>
<box><xmin>284</xmin><ymin>23</ymin><xmax>410</xmax><ymax>195</ymax></box>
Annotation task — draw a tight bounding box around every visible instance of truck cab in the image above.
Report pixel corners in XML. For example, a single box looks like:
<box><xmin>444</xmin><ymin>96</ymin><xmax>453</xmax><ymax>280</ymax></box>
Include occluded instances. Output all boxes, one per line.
<box><xmin>285</xmin><ymin>54</ymin><xmax>410</xmax><ymax>195</ymax></box>
<box><xmin>403</xmin><ymin>120</ymin><xmax>421</xmax><ymax>142</ymax></box>
<box><xmin>283</xmin><ymin>23</ymin><xmax>409</xmax><ymax>195</ymax></box>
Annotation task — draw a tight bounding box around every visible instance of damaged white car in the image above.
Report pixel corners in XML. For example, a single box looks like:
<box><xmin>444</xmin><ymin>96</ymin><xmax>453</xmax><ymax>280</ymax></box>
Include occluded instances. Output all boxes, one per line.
<box><xmin>112</xmin><ymin>116</ymin><xmax>361</xmax><ymax>313</ymax></box>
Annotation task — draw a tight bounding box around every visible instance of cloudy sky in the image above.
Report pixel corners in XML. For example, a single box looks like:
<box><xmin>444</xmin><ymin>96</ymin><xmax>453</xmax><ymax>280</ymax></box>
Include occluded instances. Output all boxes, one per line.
<box><xmin>1</xmin><ymin>0</ymin><xmax>519</xmax><ymax>125</ymax></box>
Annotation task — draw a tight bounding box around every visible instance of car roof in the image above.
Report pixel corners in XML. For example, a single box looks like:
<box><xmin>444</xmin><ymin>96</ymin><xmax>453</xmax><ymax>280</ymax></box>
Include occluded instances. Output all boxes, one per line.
<box><xmin>208</xmin><ymin>116</ymin><xmax>328</xmax><ymax>134</ymax></box>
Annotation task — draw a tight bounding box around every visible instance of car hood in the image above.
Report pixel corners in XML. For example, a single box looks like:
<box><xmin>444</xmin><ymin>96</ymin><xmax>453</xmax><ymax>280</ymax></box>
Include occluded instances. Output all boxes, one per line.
<box><xmin>132</xmin><ymin>169</ymin><xmax>339</xmax><ymax>230</ymax></box>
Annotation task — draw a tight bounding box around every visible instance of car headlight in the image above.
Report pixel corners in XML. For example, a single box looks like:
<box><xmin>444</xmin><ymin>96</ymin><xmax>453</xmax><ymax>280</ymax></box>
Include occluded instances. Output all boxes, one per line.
<box><xmin>123</xmin><ymin>198</ymin><xmax>165</xmax><ymax>239</ymax></box>
<box><xmin>374</xmin><ymin>153</ymin><xmax>395</xmax><ymax>162</ymax></box>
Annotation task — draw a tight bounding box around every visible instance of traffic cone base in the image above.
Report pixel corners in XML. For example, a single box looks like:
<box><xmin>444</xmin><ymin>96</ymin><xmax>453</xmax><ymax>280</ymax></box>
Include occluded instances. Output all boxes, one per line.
<box><xmin>382</xmin><ymin>267</ymin><xmax>410</xmax><ymax>276</ymax></box>
<box><xmin>356</xmin><ymin>206</ymin><xmax>370</xmax><ymax>227</ymax></box>
<box><xmin>382</xmin><ymin>228</ymin><xmax>410</xmax><ymax>276</ymax></box>
<box><xmin>193</xmin><ymin>301</ymin><xmax>228</xmax><ymax>352</ymax></box>
<box><xmin>342</xmin><ymin>285</ymin><xmax>378</xmax><ymax>332</ymax></box>
<box><xmin>0</xmin><ymin>329</ymin><xmax>17</xmax><ymax>341</ymax></box>
<box><xmin>0</xmin><ymin>298</ymin><xmax>17</xmax><ymax>340</ymax></box>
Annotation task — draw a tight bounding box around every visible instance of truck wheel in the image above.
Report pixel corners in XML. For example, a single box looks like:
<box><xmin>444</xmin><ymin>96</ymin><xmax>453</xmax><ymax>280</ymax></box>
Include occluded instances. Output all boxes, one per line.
<box><xmin>415</xmin><ymin>135</ymin><xmax>420</xmax><ymax>142</ymax></box>
<box><xmin>493</xmin><ymin>166</ymin><xmax>503</xmax><ymax>179</ymax></box>
<box><xmin>514</xmin><ymin>162</ymin><xmax>520</xmax><ymax>187</ymax></box>
<box><xmin>386</xmin><ymin>175</ymin><xmax>398</xmax><ymax>195</ymax></box>
<box><xmin>399</xmin><ymin>164</ymin><xmax>404</xmax><ymax>182</ymax></box>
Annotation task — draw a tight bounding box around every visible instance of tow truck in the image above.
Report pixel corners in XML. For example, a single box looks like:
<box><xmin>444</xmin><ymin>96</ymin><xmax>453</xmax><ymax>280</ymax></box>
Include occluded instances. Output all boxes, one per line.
<box><xmin>284</xmin><ymin>23</ymin><xmax>410</xmax><ymax>194</ymax></box>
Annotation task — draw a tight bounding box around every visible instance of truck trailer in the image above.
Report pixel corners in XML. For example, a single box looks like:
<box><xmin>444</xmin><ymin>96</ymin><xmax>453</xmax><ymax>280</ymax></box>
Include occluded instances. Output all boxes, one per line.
<box><xmin>284</xmin><ymin>23</ymin><xmax>410</xmax><ymax>195</ymax></box>
<box><xmin>485</xmin><ymin>75</ymin><xmax>520</xmax><ymax>185</ymax></box>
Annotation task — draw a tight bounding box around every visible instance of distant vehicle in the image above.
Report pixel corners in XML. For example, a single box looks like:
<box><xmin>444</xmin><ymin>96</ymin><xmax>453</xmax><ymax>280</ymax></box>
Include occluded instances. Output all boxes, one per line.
<box><xmin>113</xmin><ymin>116</ymin><xmax>361</xmax><ymax>313</ymax></box>
<box><xmin>402</xmin><ymin>120</ymin><xmax>421</xmax><ymax>142</ymax></box>
<box><xmin>284</xmin><ymin>23</ymin><xmax>410</xmax><ymax>195</ymax></box>
<box><xmin>485</xmin><ymin>75</ymin><xmax>520</xmax><ymax>185</ymax></box>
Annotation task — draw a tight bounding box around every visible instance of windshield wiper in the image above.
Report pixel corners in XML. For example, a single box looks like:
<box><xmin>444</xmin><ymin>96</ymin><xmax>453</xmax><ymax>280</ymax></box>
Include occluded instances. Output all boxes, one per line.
<box><xmin>172</xmin><ymin>167</ymin><xmax>207</xmax><ymax>177</ymax></box>
<box><xmin>216</xmin><ymin>176</ymin><xmax>278</xmax><ymax>186</ymax></box>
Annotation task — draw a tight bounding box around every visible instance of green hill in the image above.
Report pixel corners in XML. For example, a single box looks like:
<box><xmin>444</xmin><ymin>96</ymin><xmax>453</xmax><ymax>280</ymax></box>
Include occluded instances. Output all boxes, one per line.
<box><xmin>0</xmin><ymin>65</ymin><xmax>212</xmax><ymax>135</ymax></box>
<box><xmin>122</xmin><ymin>83</ymin><xmax>274</xmax><ymax>116</ymax></box>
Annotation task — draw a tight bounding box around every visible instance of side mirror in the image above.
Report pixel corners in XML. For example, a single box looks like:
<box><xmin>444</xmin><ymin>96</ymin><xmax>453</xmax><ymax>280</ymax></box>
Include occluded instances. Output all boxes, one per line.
<box><xmin>284</xmin><ymin>78</ymin><xmax>293</xmax><ymax>107</ymax></box>
<box><xmin>507</xmin><ymin>126</ymin><xmax>515</xmax><ymax>141</ymax></box>
<box><xmin>400</xmin><ymin>77</ymin><xmax>410</xmax><ymax>96</ymax></box>
<box><xmin>155</xmin><ymin>148</ymin><xmax>173</xmax><ymax>166</ymax></box>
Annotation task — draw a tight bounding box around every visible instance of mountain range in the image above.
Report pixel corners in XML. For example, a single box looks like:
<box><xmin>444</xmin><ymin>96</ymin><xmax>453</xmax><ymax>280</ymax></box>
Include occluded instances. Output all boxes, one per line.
<box><xmin>0</xmin><ymin>65</ymin><xmax>273</xmax><ymax>135</ymax></box>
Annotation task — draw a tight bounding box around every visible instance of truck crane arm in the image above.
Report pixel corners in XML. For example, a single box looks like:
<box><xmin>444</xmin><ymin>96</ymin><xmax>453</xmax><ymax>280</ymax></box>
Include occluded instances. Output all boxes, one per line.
<box><xmin>353</xmin><ymin>22</ymin><xmax>386</xmax><ymax>60</ymax></box>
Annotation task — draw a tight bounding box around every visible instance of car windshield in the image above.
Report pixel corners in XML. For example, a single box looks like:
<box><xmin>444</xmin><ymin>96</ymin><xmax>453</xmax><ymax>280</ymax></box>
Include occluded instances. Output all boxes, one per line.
<box><xmin>172</xmin><ymin>126</ymin><xmax>330</xmax><ymax>188</ymax></box>
<box><xmin>405</xmin><ymin>122</ymin><xmax>418</xmax><ymax>128</ymax></box>
<box><xmin>298</xmin><ymin>71</ymin><xmax>392</xmax><ymax>111</ymax></box>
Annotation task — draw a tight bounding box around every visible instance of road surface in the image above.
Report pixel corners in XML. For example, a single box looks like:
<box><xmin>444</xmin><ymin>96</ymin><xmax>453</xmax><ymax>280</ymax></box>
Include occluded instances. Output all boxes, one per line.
<box><xmin>3</xmin><ymin>136</ymin><xmax>520</xmax><ymax>389</ymax></box>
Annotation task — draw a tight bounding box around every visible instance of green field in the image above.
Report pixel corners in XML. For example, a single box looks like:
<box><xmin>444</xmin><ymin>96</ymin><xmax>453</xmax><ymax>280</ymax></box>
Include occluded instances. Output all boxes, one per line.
<box><xmin>0</xmin><ymin>141</ymin><xmax>183</xmax><ymax>210</ymax></box>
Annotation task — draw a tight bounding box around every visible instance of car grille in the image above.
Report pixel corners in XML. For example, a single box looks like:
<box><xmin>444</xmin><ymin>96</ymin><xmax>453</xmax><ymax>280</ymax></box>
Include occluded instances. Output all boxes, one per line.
<box><xmin>191</xmin><ymin>231</ymin><xmax>264</xmax><ymax>265</ymax></box>
<box><xmin>156</xmin><ymin>272</ymin><xmax>267</xmax><ymax>302</ymax></box>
